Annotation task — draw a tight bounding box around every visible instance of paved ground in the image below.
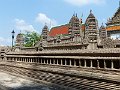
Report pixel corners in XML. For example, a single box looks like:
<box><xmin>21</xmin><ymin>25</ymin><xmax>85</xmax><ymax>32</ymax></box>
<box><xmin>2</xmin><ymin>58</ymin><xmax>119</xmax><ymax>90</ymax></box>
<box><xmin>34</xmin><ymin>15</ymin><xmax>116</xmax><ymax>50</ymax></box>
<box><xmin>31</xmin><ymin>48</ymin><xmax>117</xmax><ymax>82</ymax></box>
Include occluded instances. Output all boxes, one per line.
<box><xmin>0</xmin><ymin>71</ymin><xmax>67</xmax><ymax>90</ymax></box>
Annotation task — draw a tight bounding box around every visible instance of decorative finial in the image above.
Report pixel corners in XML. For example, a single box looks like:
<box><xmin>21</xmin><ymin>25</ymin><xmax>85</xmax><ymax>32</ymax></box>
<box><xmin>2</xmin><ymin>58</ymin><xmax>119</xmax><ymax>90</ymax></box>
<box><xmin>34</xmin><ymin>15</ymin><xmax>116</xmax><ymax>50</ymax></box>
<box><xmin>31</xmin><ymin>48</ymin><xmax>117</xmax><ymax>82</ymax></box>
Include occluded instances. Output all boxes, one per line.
<box><xmin>90</xmin><ymin>9</ymin><xmax>92</xmax><ymax>13</ymax></box>
<box><xmin>119</xmin><ymin>0</ymin><xmax>120</xmax><ymax>8</ymax></box>
<box><xmin>101</xmin><ymin>23</ymin><xmax>104</xmax><ymax>27</ymax></box>
<box><xmin>73</xmin><ymin>11</ymin><xmax>75</xmax><ymax>17</ymax></box>
<box><xmin>102</xmin><ymin>23</ymin><xmax>103</xmax><ymax>25</ymax></box>
<box><xmin>45</xmin><ymin>23</ymin><xmax>47</xmax><ymax>25</ymax></box>
<box><xmin>81</xmin><ymin>13</ymin><xmax>83</xmax><ymax>18</ymax></box>
<box><xmin>76</xmin><ymin>13</ymin><xmax>77</xmax><ymax>17</ymax></box>
<box><xmin>73</xmin><ymin>11</ymin><xmax>75</xmax><ymax>16</ymax></box>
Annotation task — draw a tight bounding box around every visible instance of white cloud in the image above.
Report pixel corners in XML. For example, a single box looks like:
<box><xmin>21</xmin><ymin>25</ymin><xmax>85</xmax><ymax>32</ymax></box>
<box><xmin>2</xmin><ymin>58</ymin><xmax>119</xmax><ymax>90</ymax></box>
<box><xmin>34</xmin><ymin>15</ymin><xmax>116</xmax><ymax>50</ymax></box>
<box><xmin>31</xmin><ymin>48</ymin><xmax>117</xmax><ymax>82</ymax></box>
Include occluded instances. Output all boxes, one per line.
<box><xmin>35</xmin><ymin>13</ymin><xmax>57</xmax><ymax>27</ymax></box>
<box><xmin>15</xmin><ymin>19</ymin><xmax>36</xmax><ymax>33</ymax></box>
<box><xmin>0</xmin><ymin>37</ymin><xmax>11</xmax><ymax>46</ymax></box>
<box><xmin>64</xmin><ymin>0</ymin><xmax>106</xmax><ymax>6</ymax></box>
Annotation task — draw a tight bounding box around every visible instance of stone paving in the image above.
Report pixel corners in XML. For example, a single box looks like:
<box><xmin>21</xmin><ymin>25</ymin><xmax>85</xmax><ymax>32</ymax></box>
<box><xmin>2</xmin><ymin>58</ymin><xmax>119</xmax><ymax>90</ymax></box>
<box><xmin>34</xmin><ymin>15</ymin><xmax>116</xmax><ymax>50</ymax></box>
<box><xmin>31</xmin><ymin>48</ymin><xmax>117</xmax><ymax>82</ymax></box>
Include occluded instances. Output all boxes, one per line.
<box><xmin>0</xmin><ymin>71</ymin><xmax>67</xmax><ymax>90</ymax></box>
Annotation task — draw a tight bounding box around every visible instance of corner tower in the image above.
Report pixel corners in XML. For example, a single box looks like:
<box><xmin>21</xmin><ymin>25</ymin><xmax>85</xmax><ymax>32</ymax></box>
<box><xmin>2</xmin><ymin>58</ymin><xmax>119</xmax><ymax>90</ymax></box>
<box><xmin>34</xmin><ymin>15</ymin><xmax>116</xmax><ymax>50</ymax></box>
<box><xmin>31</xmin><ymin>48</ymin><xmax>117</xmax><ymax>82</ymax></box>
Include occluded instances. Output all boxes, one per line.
<box><xmin>68</xmin><ymin>14</ymin><xmax>81</xmax><ymax>42</ymax></box>
<box><xmin>99</xmin><ymin>23</ymin><xmax>107</xmax><ymax>39</ymax></box>
<box><xmin>15</xmin><ymin>33</ymin><xmax>24</xmax><ymax>47</ymax></box>
<box><xmin>41</xmin><ymin>24</ymin><xmax>49</xmax><ymax>41</ymax></box>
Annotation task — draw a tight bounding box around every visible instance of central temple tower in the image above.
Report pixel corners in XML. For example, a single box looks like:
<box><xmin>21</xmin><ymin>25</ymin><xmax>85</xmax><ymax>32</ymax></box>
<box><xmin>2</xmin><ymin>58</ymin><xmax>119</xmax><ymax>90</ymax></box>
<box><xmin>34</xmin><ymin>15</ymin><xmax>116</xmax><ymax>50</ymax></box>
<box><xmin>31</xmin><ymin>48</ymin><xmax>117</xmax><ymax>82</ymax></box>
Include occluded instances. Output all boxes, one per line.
<box><xmin>85</xmin><ymin>10</ymin><xmax>98</xmax><ymax>49</ymax></box>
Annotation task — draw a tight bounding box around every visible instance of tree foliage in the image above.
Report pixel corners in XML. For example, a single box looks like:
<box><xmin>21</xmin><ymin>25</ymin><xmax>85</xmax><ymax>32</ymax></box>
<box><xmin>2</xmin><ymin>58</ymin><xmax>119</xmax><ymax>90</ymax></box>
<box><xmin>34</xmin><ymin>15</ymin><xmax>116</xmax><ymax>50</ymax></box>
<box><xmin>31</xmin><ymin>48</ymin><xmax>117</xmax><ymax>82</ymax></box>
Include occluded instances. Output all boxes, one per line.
<box><xmin>23</xmin><ymin>32</ymin><xmax>41</xmax><ymax>47</ymax></box>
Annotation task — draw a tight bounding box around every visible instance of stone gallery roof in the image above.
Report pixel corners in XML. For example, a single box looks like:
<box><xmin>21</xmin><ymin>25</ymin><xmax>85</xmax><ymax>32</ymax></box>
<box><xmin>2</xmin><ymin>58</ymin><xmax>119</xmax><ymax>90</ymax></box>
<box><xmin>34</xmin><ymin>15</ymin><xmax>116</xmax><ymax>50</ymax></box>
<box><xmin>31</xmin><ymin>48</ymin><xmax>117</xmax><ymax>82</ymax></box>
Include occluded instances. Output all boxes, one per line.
<box><xmin>8</xmin><ymin>48</ymin><xmax>120</xmax><ymax>55</ymax></box>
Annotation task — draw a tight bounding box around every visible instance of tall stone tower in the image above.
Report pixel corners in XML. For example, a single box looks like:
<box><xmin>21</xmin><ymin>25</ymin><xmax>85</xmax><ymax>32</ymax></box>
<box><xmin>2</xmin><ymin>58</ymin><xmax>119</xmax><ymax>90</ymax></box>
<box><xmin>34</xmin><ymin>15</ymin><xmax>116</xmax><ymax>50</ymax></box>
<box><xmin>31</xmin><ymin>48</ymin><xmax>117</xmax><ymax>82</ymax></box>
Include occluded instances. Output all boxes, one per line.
<box><xmin>41</xmin><ymin>24</ymin><xmax>49</xmax><ymax>41</ymax></box>
<box><xmin>15</xmin><ymin>33</ymin><xmax>24</xmax><ymax>47</ymax></box>
<box><xmin>41</xmin><ymin>24</ymin><xmax>49</xmax><ymax>47</ymax></box>
<box><xmin>68</xmin><ymin>14</ymin><xmax>81</xmax><ymax>42</ymax></box>
<box><xmin>85</xmin><ymin>10</ymin><xmax>98</xmax><ymax>49</ymax></box>
<box><xmin>15</xmin><ymin>33</ymin><xmax>24</xmax><ymax>51</ymax></box>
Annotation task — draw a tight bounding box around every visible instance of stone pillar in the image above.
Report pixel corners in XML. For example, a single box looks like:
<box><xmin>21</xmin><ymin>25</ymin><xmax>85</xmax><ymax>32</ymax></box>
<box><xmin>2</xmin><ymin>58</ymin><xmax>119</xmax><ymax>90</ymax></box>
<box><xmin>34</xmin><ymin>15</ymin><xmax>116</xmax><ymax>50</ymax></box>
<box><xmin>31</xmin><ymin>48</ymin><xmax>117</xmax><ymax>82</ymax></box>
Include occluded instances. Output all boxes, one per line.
<box><xmin>44</xmin><ymin>59</ymin><xmax>45</xmax><ymax>64</ymax></box>
<box><xmin>27</xmin><ymin>58</ymin><xmax>29</xmax><ymax>62</ymax></box>
<box><xmin>56</xmin><ymin>59</ymin><xmax>57</xmax><ymax>65</ymax></box>
<box><xmin>25</xmin><ymin>58</ymin><xmax>27</xmax><ymax>62</ymax></box>
<box><xmin>16</xmin><ymin>58</ymin><xmax>17</xmax><ymax>62</ymax></box>
<box><xmin>36</xmin><ymin>58</ymin><xmax>38</xmax><ymax>63</ymax></box>
<box><xmin>57</xmin><ymin>59</ymin><xmax>58</xmax><ymax>65</ymax></box>
<box><xmin>28</xmin><ymin>58</ymin><xmax>31</xmax><ymax>62</ymax></box>
<box><xmin>31</xmin><ymin>58</ymin><xmax>33</xmax><ymax>63</ymax></box>
<box><xmin>19</xmin><ymin>58</ymin><xmax>20</xmax><ymax>62</ymax></box>
<box><xmin>35</xmin><ymin>58</ymin><xmax>37</xmax><ymax>63</ymax></box>
<box><xmin>47</xmin><ymin>59</ymin><xmax>48</xmax><ymax>64</ymax></box>
<box><xmin>13</xmin><ymin>58</ymin><xmax>15</xmax><ymax>62</ymax></box>
<box><xmin>50</xmin><ymin>59</ymin><xmax>51</xmax><ymax>64</ymax></box>
<box><xmin>53</xmin><ymin>59</ymin><xmax>55</xmax><ymax>65</ymax></box>
<box><xmin>31</xmin><ymin>58</ymin><xmax>33</xmax><ymax>62</ymax></box>
<box><xmin>70</xmin><ymin>59</ymin><xmax>71</xmax><ymax>66</ymax></box>
<box><xmin>97</xmin><ymin>60</ymin><xmax>100</xmax><ymax>69</ymax></box>
<box><xmin>37</xmin><ymin>58</ymin><xmax>40</xmax><ymax>63</ymax></box>
<box><xmin>26</xmin><ymin>58</ymin><xmax>28</xmax><ymax>62</ymax></box>
<box><xmin>30</xmin><ymin>58</ymin><xmax>31</xmax><ymax>63</ymax></box>
<box><xmin>65</xmin><ymin>59</ymin><xmax>66</xmax><ymax>65</ymax></box>
<box><xmin>40</xmin><ymin>58</ymin><xmax>43</xmax><ymax>64</ymax></box>
<box><xmin>90</xmin><ymin>60</ymin><xmax>92</xmax><ymax>68</ymax></box>
<box><xmin>74</xmin><ymin>59</ymin><xmax>76</xmax><ymax>66</ymax></box>
<box><xmin>33</xmin><ymin>58</ymin><xmax>35</xmax><ymax>63</ymax></box>
<box><xmin>38</xmin><ymin>58</ymin><xmax>40</xmax><ymax>63</ymax></box>
<box><xmin>27</xmin><ymin>58</ymin><xmax>28</xmax><ymax>62</ymax></box>
<box><xmin>111</xmin><ymin>60</ymin><xmax>114</xmax><ymax>69</ymax></box>
<box><xmin>25</xmin><ymin>58</ymin><xmax>26</xmax><ymax>62</ymax></box>
<box><xmin>28</xmin><ymin>58</ymin><xmax>29</xmax><ymax>62</ymax></box>
<box><xmin>61</xmin><ymin>59</ymin><xmax>63</xmax><ymax>65</ymax></box>
<box><xmin>28</xmin><ymin>58</ymin><xmax>30</xmax><ymax>62</ymax></box>
<box><xmin>84</xmin><ymin>60</ymin><xmax>86</xmax><ymax>67</ymax></box>
<box><xmin>79</xmin><ymin>59</ymin><xmax>81</xmax><ymax>67</ymax></box>
<box><xmin>104</xmin><ymin>60</ymin><xmax>106</xmax><ymax>69</ymax></box>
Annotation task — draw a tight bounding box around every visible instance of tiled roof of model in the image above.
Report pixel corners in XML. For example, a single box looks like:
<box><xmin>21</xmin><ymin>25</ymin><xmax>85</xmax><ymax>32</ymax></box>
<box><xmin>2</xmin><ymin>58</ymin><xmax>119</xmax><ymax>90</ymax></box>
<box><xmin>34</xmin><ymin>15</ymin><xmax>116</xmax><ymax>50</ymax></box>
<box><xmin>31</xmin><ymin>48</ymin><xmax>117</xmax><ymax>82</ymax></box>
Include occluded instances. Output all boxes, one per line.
<box><xmin>49</xmin><ymin>24</ymin><xmax>69</xmax><ymax>37</ymax></box>
<box><xmin>49</xmin><ymin>24</ymin><xmax>85</xmax><ymax>37</ymax></box>
<box><xmin>106</xmin><ymin>26</ymin><xmax>120</xmax><ymax>31</ymax></box>
<box><xmin>81</xmin><ymin>24</ymin><xmax>85</xmax><ymax>31</ymax></box>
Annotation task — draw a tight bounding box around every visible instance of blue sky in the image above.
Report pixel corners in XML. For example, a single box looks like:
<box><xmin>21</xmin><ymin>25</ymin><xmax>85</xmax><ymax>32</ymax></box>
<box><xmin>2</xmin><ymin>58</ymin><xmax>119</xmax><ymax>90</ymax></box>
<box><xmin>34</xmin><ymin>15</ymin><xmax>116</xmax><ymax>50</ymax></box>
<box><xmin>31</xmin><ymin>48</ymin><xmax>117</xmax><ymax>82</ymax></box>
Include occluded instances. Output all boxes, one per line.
<box><xmin>0</xmin><ymin>0</ymin><xmax>119</xmax><ymax>46</ymax></box>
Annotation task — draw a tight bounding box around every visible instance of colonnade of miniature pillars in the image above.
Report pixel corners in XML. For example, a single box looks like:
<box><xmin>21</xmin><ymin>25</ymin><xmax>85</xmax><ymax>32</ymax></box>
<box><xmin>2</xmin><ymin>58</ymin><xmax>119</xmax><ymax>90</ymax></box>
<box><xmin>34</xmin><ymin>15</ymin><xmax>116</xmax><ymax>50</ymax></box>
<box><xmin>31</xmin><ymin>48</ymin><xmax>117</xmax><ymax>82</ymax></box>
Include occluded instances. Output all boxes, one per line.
<box><xmin>7</xmin><ymin>57</ymin><xmax>120</xmax><ymax>69</ymax></box>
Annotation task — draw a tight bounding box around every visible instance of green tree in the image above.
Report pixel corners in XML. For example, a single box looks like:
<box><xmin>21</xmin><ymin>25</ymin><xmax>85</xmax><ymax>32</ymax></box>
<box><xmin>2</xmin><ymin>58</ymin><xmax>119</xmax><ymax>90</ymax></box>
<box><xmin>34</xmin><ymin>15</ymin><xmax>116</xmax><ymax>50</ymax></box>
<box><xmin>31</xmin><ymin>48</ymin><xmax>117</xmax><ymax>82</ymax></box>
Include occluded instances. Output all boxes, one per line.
<box><xmin>24</xmin><ymin>32</ymin><xmax>41</xmax><ymax>47</ymax></box>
